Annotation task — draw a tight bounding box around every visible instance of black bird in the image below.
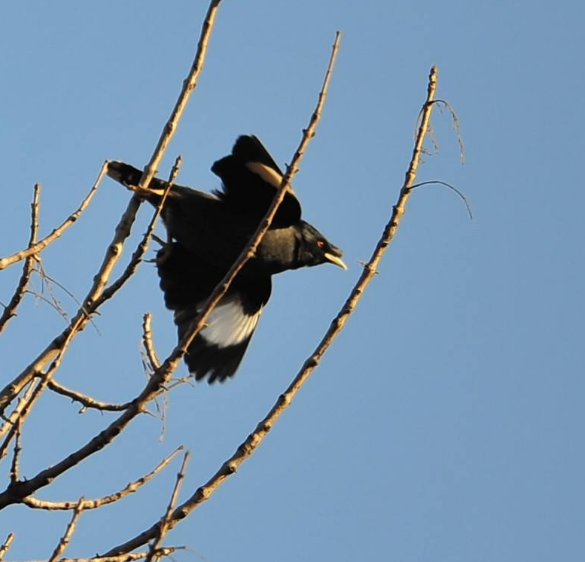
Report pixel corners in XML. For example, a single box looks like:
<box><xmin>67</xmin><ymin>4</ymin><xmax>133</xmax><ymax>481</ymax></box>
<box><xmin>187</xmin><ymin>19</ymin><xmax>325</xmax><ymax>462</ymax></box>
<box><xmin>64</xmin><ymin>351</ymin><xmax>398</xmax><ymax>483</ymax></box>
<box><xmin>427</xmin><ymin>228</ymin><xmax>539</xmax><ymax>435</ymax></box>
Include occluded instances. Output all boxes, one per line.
<box><xmin>107</xmin><ymin>135</ymin><xmax>346</xmax><ymax>383</ymax></box>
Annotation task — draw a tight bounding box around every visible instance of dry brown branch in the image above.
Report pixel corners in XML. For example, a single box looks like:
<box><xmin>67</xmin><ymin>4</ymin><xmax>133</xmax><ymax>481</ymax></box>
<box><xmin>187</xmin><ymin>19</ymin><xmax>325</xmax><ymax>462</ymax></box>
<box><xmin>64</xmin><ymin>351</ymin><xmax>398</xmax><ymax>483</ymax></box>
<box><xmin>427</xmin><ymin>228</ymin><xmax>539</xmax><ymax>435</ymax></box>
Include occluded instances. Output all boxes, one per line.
<box><xmin>48</xmin><ymin>499</ymin><xmax>85</xmax><ymax>562</ymax></box>
<box><xmin>0</xmin><ymin>533</ymin><xmax>15</xmax><ymax>562</ymax></box>
<box><xmin>136</xmin><ymin>0</ymin><xmax>222</xmax><ymax>192</ymax></box>
<box><xmin>0</xmin><ymin>0</ymin><xmax>223</xmax><ymax>418</ymax></box>
<box><xmin>9</xmin><ymin>421</ymin><xmax>21</xmax><ymax>484</ymax></box>
<box><xmin>0</xmin><ymin>24</ymin><xmax>339</xmax><ymax>514</ymax></box>
<box><xmin>0</xmin><ymin>184</ymin><xmax>41</xmax><ymax>334</ymax></box>
<box><xmin>142</xmin><ymin>314</ymin><xmax>161</xmax><ymax>372</ymax></box>
<box><xmin>22</xmin><ymin>447</ymin><xmax>183</xmax><ymax>511</ymax></box>
<box><xmin>104</xmin><ymin>63</ymin><xmax>438</xmax><ymax>557</ymax></box>
<box><xmin>11</xmin><ymin>548</ymin><xmax>180</xmax><ymax>562</ymax></box>
<box><xmin>0</xmin><ymin>163</ymin><xmax>109</xmax><ymax>417</ymax></box>
<box><xmin>0</xmin><ymin>381</ymin><xmax>36</xmax><ymax>453</ymax></box>
<box><xmin>146</xmin><ymin>452</ymin><xmax>190</xmax><ymax>562</ymax></box>
<box><xmin>0</xmin><ymin>172</ymin><xmax>99</xmax><ymax>271</ymax></box>
<box><xmin>46</xmin><ymin>380</ymin><xmax>131</xmax><ymax>413</ymax></box>
<box><xmin>96</xmin><ymin>154</ymin><xmax>182</xmax><ymax>315</ymax></box>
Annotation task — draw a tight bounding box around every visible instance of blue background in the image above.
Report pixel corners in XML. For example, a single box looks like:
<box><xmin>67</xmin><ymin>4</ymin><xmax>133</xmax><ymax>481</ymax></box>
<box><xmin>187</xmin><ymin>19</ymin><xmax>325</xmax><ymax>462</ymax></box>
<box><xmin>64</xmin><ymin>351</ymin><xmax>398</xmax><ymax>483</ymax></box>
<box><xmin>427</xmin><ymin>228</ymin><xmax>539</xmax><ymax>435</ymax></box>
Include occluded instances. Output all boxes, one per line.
<box><xmin>1</xmin><ymin>1</ymin><xmax>583</xmax><ymax>561</ymax></box>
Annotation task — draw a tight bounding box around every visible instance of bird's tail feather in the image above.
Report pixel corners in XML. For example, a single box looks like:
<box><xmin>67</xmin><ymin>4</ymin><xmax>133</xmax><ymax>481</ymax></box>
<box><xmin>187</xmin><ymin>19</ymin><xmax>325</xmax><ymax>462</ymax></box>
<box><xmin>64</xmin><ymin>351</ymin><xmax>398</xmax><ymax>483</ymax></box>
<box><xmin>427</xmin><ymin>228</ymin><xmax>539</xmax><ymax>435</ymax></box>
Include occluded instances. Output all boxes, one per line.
<box><xmin>106</xmin><ymin>161</ymin><xmax>168</xmax><ymax>202</ymax></box>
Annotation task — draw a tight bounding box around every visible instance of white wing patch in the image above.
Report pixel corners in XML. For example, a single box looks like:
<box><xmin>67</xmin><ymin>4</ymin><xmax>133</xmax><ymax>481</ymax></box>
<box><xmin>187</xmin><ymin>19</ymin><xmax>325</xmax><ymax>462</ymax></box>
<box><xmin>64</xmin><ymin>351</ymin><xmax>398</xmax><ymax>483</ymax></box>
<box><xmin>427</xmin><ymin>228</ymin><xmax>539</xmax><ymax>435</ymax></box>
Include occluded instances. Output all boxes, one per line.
<box><xmin>246</xmin><ymin>162</ymin><xmax>283</xmax><ymax>188</ymax></box>
<box><xmin>200</xmin><ymin>297</ymin><xmax>261</xmax><ymax>348</ymax></box>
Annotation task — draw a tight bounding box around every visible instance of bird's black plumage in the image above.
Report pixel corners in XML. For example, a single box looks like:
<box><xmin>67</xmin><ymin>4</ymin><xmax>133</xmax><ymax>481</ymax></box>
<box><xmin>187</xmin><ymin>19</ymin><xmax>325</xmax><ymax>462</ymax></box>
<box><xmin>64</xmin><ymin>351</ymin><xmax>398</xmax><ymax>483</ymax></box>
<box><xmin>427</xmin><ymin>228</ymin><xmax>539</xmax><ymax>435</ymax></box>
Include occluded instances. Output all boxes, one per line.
<box><xmin>107</xmin><ymin>135</ymin><xmax>346</xmax><ymax>383</ymax></box>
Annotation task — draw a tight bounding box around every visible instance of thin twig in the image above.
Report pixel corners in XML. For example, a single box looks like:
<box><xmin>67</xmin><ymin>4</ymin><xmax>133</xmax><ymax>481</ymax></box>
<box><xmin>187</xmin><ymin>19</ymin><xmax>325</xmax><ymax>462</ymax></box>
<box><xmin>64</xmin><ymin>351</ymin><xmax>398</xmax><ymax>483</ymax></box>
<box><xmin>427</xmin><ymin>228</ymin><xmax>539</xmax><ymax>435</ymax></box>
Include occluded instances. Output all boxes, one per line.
<box><xmin>0</xmin><ymin>533</ymin><xmax>14</xmax><ymax>562</ymax></box>
<box><xmin>142</xmin><ymin>313</ymin><xmax>161</xmax><ymax>372</ymax></box>
<box><xmin>0</xmin><ymin>184</ymin><xmax>41</xmax><ymax>334</ymax></box>
<box><xmin>0</xmin><ymin>173</ymin><xmax>99</xmax><ymax>271</ymax></box>
<box><xmin>431</xmin><ymin>99</ymin><xmax>465</xmax><ymax>163</ymax></box>
<box><xmin>0</xmin><ymin>163</ymin><xmax>109</xmax><ymax>417</ymax></box>
<box><xmin>411</xmin><ymin>180</ymin><xmax>473</xmax><ymax>219</ymax></box>
<box><xmin>146</xmin><ymin>452</ymin><xmax>190</xmax><ymax>562</ymax></box>
<box><xmin>22</xmin><ymin>447</ymin><xmax>183</xmax><ymax>511</ymax></box>
<box><xmin>0</xmin><ymin>381</ymin><xmax>36</xmax><ymax>451</ymax></box>
<box><xmin>46</xmin><ymin>380</ymin><xmax>131</xmax><ymax>413</ymax></box>
<box><xmin>48</xmin><ymin>499</ymin><xmax>85</xmax><ymax>562</ymax></box>
<box><xmin>13</xmin><ymin>548</ymin><xmax>181</xmax><ymax>562</ymax></box>
<box><xmin>96</xmin><ymin>154</ymin><xmax>182</xmax><ymax>313</ymax></box>
<box><xmin>104</xmin><ymin>63</ymin><xmax>438</xmax><ymax>558</ymax></box>
<box><xmin>9</xmin><ymin>421</ymin><xmax>22</xmax><ymax>483</ymax></box>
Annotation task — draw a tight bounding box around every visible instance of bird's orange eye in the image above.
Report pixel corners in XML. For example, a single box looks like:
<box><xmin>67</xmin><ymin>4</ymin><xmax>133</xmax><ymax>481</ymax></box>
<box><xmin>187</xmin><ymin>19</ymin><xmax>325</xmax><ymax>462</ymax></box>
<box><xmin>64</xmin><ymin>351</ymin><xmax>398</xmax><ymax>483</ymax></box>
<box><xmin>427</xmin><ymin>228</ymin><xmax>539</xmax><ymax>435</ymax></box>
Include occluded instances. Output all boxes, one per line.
<box><xmin>316</xmin><ymin>240</ymin><xmax>325</xmax><ymax>248</ymax></box>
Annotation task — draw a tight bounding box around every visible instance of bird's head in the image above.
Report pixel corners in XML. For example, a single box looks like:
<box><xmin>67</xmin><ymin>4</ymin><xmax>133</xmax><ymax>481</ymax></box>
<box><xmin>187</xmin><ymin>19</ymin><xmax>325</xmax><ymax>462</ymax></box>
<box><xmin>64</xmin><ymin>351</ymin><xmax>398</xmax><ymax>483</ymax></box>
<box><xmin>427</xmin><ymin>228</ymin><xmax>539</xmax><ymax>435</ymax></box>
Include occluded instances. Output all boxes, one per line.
<box><xmin>296</xmin><ymin>221</ymin><xmax>347</xmax><ymax>270</ymax></box>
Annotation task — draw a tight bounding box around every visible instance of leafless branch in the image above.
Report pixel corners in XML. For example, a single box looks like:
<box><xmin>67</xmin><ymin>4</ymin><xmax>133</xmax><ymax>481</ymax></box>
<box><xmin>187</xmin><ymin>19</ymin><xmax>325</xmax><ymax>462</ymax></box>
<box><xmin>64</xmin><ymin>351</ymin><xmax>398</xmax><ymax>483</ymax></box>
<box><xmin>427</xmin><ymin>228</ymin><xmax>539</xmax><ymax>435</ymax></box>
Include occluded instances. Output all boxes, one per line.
<box><xmin>431</xmin><ymin>99</ymin><xmax>465</xmax><ymax>163</ymax></box>
<box><xmin>46</xmin><ymin>380</ymin><xmax>131</xmax><ymax>413</ymax></box>
<box><xmin>0</xmin><ymin>169</ymin><xmax>100</xmax><ymax>271</ymax></box>
<box><xmin>146</xmin><ymin>452</ymin><xmax>190</xmax><ymax>562</ymax></box>
<box><xmin>0</xmin><ymin>0</ymin><xmax>224</xmax><ymax>418</ymax></box>
<box><xmin>9</xmin><ymin>421</ymin><xmax>22</xmax><ymax>484</ymax></box>
<box><xmin>0</xmin><ymin>184</ymin><xmax>41</xmax><ymax>334</ymax></box>
<box><xmin>11</xmin><ymin>548</ymin><xmax>181</xmax><ymax>562</ymax></box>
<box><xmin>0</xmin><ymin>533</ymin><xmax>15</xmax><ymax>562</ymax></box>
<box><xmin>48</xmin><ymin>499</ymin><xmax>85</xmax><ymax>562</ymax></box>
<box><xmin>142</xmin><ymin>313</ymin><xmax>161</xmax><ymax>372</ymax></box>
<box><xmin>411</xmin><ymin>180</ymin><xmax>472</xmax><ymax>218</ymax></box>
<box><xmin>0</xmin><ymin>381</ymin><xmax>36</xmax><ymax>453</ymax></box>
<box><xmin>22</xmin><ymin>447</ymin><xmax>183</xmax><ymax>511</ymax></box>
<box><xmin>0</xmin><ymin>0</ymin><xmax>227</xmax><ymax>507</ymax></box>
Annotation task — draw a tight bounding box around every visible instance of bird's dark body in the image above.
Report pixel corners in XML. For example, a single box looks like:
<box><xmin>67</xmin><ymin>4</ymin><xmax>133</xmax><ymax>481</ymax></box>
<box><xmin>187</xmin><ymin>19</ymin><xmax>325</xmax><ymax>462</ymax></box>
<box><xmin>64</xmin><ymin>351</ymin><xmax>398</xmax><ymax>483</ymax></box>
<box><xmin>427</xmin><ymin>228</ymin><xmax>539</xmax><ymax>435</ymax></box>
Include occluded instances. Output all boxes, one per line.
<box><xmin>107</xmin><ymin>135</ymin><xmax>345</xmax><ymax>383</ymax></box>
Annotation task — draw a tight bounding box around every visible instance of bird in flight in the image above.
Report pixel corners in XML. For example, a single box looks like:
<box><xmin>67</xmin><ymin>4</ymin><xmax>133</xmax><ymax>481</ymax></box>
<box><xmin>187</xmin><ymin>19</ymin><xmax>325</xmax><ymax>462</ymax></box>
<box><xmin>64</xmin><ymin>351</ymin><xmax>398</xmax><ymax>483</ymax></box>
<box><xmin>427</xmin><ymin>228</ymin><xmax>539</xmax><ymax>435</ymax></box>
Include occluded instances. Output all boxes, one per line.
<box><xmin>107</xmin><ymin>135</ymin><xmax>346</xmax><ymax>383</ymax></box>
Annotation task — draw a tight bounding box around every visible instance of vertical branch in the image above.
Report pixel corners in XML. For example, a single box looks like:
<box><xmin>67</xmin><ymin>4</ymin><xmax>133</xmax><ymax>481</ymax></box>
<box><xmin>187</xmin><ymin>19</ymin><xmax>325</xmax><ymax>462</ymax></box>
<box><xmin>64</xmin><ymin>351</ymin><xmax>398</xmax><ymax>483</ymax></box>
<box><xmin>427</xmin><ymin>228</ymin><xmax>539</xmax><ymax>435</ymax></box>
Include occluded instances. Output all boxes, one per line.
<box><xmin>9</xmin><ymin>420</ymin><xmax>22</xmax><ymax>483</ymax></box>
<box><xmin>0</xmin><ymin>183</ymin><xmax>41</xmax><ymax>334</ymax></box>
<box><xmin>48</xmin><ymin>499</ymin><xmax>85</xmax><ymax>562</ymax></box>
<box><xmin>138</xmin><ymin>0</ymin><xmax>223</xmax><ymax>191</ymax></box>
<box><xmin>146</xmin><ymin>452</ymin><xmax>190</xmax><ymax>562</ymax></box>
<box><xmin>0</xmin><ymin>533</ymin><xmax>14</xmax><ymax>562</ymax></box>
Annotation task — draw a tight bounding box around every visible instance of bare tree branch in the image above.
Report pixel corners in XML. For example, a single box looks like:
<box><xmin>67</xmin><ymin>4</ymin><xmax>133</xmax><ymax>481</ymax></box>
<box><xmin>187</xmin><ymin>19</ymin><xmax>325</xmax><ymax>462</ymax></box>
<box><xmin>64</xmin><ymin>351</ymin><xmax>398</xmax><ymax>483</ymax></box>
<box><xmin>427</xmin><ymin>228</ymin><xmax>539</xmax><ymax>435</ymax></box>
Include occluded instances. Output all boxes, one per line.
<box><xmin>0</xmin><ymin>533</ymin><xmax>15</xmax><ymax>562</ymax></box>
<box><xmin>22</xmin><ymin>447</ymin><xmax>183</xmax><ymax>511</ymax></box>
<box><xmin>11</xmin><ymin>548</ymin><xmax>180</xmax><ymax>562</ymax></box>
<box><xmin>146</xmin><ymin>452</ymin><xmax>190</xmax><ymax>562</ymax></box>
<box><xmin>48</xmin><ymin>499</ymin><xmax>85</xmax><ymax>562</ymax></box>
<box><xmin>0</xmin><ymin>0</ymin><xmax>224</xmax><ymax>418</ymax></box>
<box><xmin>0</xmin><ymin>174</ymin><xmax>99</xmax><ymax>271</ymax></box>
<box><xmin>9</xmin><ymin>421</ymin><xmax>22</xmax><ymax>484</ymax></box>
<box><xmin>0</xmin><ymin>184</ymin><xmax>41</xmax><ymax>334</ymax></box>
<box><xmin>0</xmin><ymin>382</ymin><xmax>36</xmax><ymax>453</ymax></box>
<box><xmin>142</xmin><ymin>313</ymin><xmax>161</xmax><ymax>372</ymax></box>
<box><xmin>46</xmin><ymin>380</ymin><xmax>131</xmax><ymax>413</ymax></box>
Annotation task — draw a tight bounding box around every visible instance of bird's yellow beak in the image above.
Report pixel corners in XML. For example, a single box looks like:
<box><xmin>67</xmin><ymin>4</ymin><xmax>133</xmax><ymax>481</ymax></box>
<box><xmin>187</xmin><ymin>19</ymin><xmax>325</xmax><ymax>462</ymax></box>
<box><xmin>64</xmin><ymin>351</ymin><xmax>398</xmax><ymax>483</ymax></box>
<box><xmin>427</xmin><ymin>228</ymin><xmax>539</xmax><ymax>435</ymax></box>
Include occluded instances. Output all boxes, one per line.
<box><xmin>324</xmin><ymin>252</ymin><xmax>348</xmax><ymax>270</ymax></box>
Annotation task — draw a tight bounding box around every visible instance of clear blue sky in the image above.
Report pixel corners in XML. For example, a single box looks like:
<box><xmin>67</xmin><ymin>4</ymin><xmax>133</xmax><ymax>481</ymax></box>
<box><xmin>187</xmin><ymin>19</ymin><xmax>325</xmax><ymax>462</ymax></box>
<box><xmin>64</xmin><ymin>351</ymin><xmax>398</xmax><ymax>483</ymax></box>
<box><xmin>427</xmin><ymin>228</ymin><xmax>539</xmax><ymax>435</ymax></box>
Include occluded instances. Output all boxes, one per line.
<box><xmin>1</xmin><ymin>1</ymin><xmax>583</xmax><ymax>561</ymax></box>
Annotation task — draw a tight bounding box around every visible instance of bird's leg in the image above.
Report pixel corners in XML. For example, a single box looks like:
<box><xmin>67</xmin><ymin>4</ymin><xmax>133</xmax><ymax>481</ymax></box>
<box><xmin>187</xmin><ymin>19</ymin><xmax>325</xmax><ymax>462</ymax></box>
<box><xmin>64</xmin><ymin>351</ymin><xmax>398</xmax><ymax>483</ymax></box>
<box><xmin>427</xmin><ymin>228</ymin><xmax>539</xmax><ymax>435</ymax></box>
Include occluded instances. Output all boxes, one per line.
<box><xmin>148</xmin><ymin>234</ymin><xmax>173</xmax><ymax>264</ymax></box>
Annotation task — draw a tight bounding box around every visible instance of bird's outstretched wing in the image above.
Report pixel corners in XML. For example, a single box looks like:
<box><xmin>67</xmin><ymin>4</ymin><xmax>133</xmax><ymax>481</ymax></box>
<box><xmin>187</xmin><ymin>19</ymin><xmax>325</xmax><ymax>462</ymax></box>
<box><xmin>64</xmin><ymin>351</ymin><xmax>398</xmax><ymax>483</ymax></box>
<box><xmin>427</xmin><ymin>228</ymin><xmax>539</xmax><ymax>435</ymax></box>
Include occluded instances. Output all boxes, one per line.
<box><xmin>157</xmin><ymin>242</ymin><xmax>272</xmax><ymax>383</ymax></box>
<box><xmin>211</xmin><ymin>135</ymin><xmax>302</xmax><ymax>226</ymax></box>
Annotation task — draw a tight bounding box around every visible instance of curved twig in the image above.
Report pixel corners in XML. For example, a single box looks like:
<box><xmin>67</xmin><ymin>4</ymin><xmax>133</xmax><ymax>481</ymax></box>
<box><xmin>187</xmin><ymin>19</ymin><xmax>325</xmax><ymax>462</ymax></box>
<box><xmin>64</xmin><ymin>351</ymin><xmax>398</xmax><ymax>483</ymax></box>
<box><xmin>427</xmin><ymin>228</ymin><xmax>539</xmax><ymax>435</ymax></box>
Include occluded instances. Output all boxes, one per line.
<box><xmin>0</xmin><ymin>174</ymin><xmax>99</xmax><ymax>271</ymax></box>
<box><xmin>22</xmin><ymin>447</ymin><xmax>183</xmax><ymax>511</ymax></box>
<box><xmin>411</xmin><ymin>180</ymin><xmax>473</xmax><ymax>219</ymax></box>
<box><xmin>46</xmin><ymin>380</ymin><xmax>131</xmax><ymax>412</ymax></box>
